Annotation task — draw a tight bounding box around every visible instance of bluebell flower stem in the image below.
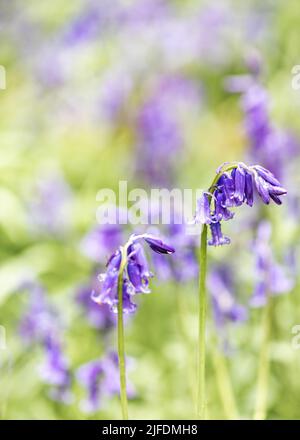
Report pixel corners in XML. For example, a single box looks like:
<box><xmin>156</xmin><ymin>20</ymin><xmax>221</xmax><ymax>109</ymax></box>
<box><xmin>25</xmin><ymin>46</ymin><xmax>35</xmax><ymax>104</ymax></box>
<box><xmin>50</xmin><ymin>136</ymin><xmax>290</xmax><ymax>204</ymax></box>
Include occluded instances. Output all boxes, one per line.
<box><xmin>117</xmin><ymin>247</ymin><xmax>128</xmax><ymax>420</ymax></box>
<box><xmin>211</xmin><ymin>343</ymin><xmax>239</xmax><ymax>419</ymax></box>
<box><xmin>197</xmin><ymin>224</ymin><xmax>208</xmax><ymax>419</ymax></box>
<box><xmin>253</xmin><ymin>295</ymin><xmax>272</xmax><ymax>420</ymax></box>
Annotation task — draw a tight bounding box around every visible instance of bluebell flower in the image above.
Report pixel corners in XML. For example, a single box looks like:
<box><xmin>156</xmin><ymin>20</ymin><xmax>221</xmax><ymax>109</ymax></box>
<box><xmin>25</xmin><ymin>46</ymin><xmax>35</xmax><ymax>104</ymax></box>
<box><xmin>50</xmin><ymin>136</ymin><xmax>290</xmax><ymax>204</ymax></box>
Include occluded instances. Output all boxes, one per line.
<box><xmin>195</xmin><ymin>162</ymin><xmax>287</xmax><ymax>246</ymax></box>
<box><xmin>92</xmin><ymin>234</ymin><xmax>175</xmax><ymax>313</ymax></box>
<box><xmin>18</xmin><ymin>282</ymin><xmax>59</xmax><ymax>344</ymax></box>
<box><xmin>77</xmin><ymin>351</ymin><xmax>135</xmax><ymax>413</ymax></box>
<box><xmin>27</xmin><ymin>173</ymin><xmax>72</xmax><ymax>237</ymax></box>
<box><xmin>18</xmin><ymin>281</ymin><xmax>72</xmax><ymax>403</ymax></box>
<box><xmin>250</xmin><ymin>222</ymin><xmax>294</xmax><ymax>307</ymax></box>
<box><xmin>39</xmin><ymin>336</ymin><xmax>73</xmax><ymax>404</ymax></box>
<box><xmin>76</xmin><ymin>279</ymin><xmax>116</xmax><ymax>330</ymax></box>
<box><xmin>80</xmin><ymin>224</ymin><xmax>123</xmax><ymax>263</ymax></box>
<box><xmin>208</xmin><ymin>265</ymin><xmax>247</xmax><ymax>328</ymax></box>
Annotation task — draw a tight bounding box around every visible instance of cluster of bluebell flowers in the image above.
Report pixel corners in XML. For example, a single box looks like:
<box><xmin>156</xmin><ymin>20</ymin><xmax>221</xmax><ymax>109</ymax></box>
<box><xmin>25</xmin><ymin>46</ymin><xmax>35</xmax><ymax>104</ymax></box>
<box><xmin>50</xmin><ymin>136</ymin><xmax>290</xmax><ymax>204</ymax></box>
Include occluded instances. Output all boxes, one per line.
<box><xmin>195</xmin><ymin>162</ymin><xmax>287</xmax><ymax>246</ymax></box>
<box><xmin>92</xmin><ymin>234</ymin><xmax>175</xmax><ymax>313</ymax></box>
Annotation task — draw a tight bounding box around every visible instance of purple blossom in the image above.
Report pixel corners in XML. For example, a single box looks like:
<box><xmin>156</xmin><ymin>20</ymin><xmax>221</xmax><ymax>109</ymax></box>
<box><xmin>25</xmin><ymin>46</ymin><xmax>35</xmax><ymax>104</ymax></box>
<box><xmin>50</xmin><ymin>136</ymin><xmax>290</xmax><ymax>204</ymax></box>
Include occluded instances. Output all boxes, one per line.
<box><xmin>18</xmin><ymin>281</ymin><xmax>72</xmax><ymax>403</ymax></box>
<box><xmin>195</xmin><ymin>162</ymin><xmax>287</xmax><ymax>246</ymax></box>
<box><xmin>39</xmin><ymin>336</ymin><xmax>72</xmax><ymax>404</ymax></box>
<box><xmin>76</xmin><ymin>280</ymin><xmax>116</xmax><ymax>330</ymax></box>
<box><xmin>80</xmin><ymin>224</ymin><xmax>123</xmax><ymax>263</ymax></box>
<box><xmin>208</xmin><ymin>266</ymin><xmax>247</xmax><ymax>328</ymax></box>
<box><xmin>92</xmin><ymin>234</ymin><xmax>175</xmax><ymax>313</ymax></box>
<box><xmin>208</xmin><ymin>222</ymin><xmax>231</xmax><ymax>247</ymax></box>
<box><xmin>225</xmin><ymin>58</ymin><xmax>300</xmax><ymax>179</ymax></box>
<box><xmin>135</xmin><ymin>75</ymin><xmax>200</xmax><ymax>184</ymax></box>
<box><xmin>27</xmin><ymin>173</ymin><xmax>72</xmax><ymax>236</ymax></box>
<box><xmin>77</xmin><ymin>351</ymin><xmax>135</xmax><ymax>413</ymax></box>
<box><xmin>250</xmin><ymin>222</ymin><xmax>294</xmax><ymax>307</ymax></box>
<box><xmin>18</xmin><ymin>282</ymin><xmax>58</xmax><ymax>344</ymax></box>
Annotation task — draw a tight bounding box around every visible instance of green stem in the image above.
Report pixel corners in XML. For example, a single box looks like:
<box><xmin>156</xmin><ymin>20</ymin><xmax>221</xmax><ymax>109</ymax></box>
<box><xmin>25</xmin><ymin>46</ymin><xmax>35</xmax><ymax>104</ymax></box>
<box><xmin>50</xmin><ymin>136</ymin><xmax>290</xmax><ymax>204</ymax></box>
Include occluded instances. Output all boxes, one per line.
<box><xmin>197</xmin><ymin>224</ymin><xmax>208</xmax><ymax>419</ymax></box>
<box><xmin>175</xmin><ymin>286</ymin><xmax>197</xmax><ymax>408</ymax></box>
<box><xmin>211</xmin><ymin>343</ymin><xmax>239</xmax><ymax>420</ymax></box>
<box><xmin>253</xmin><ymin>295</ymin><xmax>272</xmax><ymax>420</ymax></box>
<box><xmin>117</xmin><ymin>247</ymin><xmax>128</xmax><ymax>420</ymax></box>
<box><xmin>195</xmin><ymin>163</ymin><xmax>239</xmax><ymax>419</ymax></box>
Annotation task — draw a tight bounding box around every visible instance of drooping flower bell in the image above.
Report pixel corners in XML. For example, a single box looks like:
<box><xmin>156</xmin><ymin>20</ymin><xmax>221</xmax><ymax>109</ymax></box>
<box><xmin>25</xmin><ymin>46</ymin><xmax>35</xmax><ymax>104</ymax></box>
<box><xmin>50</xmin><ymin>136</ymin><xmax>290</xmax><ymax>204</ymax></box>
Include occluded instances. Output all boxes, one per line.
<box><xmin>91</xmin><ymin>233</ymin><xmax>175</xmax><ymax>313</ymax></box>
<box><xmin>195</xmin><ymin>162</ymin><xmax>287</xmax><ymax>246</ymax></box>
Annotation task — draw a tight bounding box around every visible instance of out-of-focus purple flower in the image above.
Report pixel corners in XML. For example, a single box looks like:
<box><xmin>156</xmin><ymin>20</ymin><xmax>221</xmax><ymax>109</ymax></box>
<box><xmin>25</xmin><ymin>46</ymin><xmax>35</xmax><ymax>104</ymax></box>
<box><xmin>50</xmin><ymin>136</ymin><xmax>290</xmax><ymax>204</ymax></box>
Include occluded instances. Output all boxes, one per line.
<box><xmin>77</xmin><ymin>351</ymin><xmax>135</xmax><ymax>413</ymax></box>
<box><xmin>80</xmin><ymin>224</ymin><xmax>123</xmax><ymax>263</ymax></box>
<box><xmin>195</xmin><ymin>162</ymin><xmax>287</xmax><ymax>246</ymax></box>
<box><xmin>99</xmin><ymin>70</ymin><xmax>133</xmax><ymax>122</ymax></box>
<box><xmin>18</xmin><ymin>282</ymin><xmax>58</xmax><ymax>344</ymax></box>
<box><xmin>18</xmin><ymin>281</ymin><xmax>72</xmax><ymax>403</ymax></box>
<box><xmin>242</xmin><ymin>84</ymin><xmax>270</xmax><ymax>152</ymax></box>
<box><xmin>208</xmin><ymin>265</ymin><xmax>247</xmax><ymax>328</ymax></box>
<box><xmin>92</xmin><ymin>233</ymin><xmax>175</xmax><ymax>313</ymax></box>
<box><xmin>250</xmin><ymin>221</ymin><xmax>294</xmax><ymax>307</ymax></box>
<box><xmin>135</xmin><ymin>75</ymin><xmax>200</xmax><ymax>184</ymax></box>
<box><xmin>27</xmin><ymin>173</ymin><xmax>72</xmax><ymax>236</ymax></box>
<box><xmin>63</xmin><ymin>6</ymin><xmax>102</xmax><ymax>46</ymax></box>
<box><xmin>39</xmin><ymin>336</ymin><xmax>72</xmax><ymax>404</ymax></box>
<box><xmin>225</xmin><ymin>57</ymin><xmax>300</xmax><ymax>178</ymax></box>
<box><xmin>76</xmin><ymin>279</ymin><xmax>116</xmax><ymax>329</ymax></box>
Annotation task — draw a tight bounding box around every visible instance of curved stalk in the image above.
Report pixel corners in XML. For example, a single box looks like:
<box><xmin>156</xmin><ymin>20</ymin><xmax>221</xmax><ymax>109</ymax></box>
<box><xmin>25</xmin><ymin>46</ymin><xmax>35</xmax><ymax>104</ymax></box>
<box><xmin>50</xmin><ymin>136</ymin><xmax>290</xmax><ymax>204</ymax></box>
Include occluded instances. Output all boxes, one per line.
<box><xmin>197</xmin><ymin>224</ymin><xmax>208</xmax><ymax>419</ymax></box>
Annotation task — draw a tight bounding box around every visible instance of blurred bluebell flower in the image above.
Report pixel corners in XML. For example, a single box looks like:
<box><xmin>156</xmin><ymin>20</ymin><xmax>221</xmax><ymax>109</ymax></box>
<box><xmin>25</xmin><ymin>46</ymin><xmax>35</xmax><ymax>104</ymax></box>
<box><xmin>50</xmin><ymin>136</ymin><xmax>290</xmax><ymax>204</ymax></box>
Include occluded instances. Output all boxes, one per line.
<box><xmin>225</xmin><ymin>57</ymin><xmax>299</xmax><ymax>179</ymax></box>
<box><xmin>208</xmin><ymin>265</ymin><xmax>247</xmax><ymax>328</ymax></box>
<box><xmin>19</xmin><ymin>282</ymin><xmax>59</xmax><ymax>344</ymax></box>
<box><xmin>250</xmin><ymin>221</ymin><xmax>294</xmax><ymax>307</ymax></box>
<box><xmin>39</xmin><ymin>336</ymin><xmax>73</xmax><ymax>404</ymax></box>
<box><xmin>92</xmin><ymin>233</ymin><xmax>175</xmax><ymax>313</ymax></box>
<box><xmin>77</xmin><ymin>351</ymin><xmax>135</xmax><ymax>413</ymax></box>
<box><xmin>135</xmin><ymin>74</ymin><xmax>200</xmax><ymax>184</ymax></box>
<box><xmin>27</xmin><ymin>173</ymin><xmax>72</xmax><ymax>237</ymax></box>
<box><xmin>80</xmin><ymin>224</ymin><xmax>123</xmax><ymax>263</ymax></box>
<box><xmin>76</xmin><ymin>279</ymin><xmax>116</xmax><ymax>330</ymax></box>
<box><xmin>19</xmin><ymin>281</ymin><xmax>72</xmax><ymax>403</ymax></box>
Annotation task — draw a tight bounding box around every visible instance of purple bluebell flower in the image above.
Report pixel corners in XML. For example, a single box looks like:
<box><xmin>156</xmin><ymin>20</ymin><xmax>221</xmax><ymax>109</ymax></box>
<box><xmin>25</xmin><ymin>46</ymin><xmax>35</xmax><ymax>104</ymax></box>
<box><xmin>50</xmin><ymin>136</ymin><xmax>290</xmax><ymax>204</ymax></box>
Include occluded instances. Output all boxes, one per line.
<box><xmin>80</xmin><ymin>224</ymin><xmax>123</xmax><ymax>263</ymax></box>
<box><xmin>77</xmin><ymin>359</ymin><xmax>104</xmax><ymax>413</ymax></box>
<box><xmin>27</xmin><ymin>173</ymin><xmax>72</xmax><ymax>236</ymax></box>
<box><xmin>77</xmin><ymin>351</ymin><xmax>135</xmax><ymax>413</ymax></box>
<box><xmin>208</xmin><ymin>222</ymin><xmax>231</xmax><ymax>247</ymax></box>
<box><xmin>18</xmin><ymin>282</ymin><xmax>58</xmax><ymax>344</ymax></box>
<box><xmin>195</xmin><ymin>193</ymin><xmax>213</xmax><ymax>224</ymax></box>
<box><xmin>135</xmin><ymin>75</ymin><xmax>200</xmax><ymax>184</ymax></box>
<box><xmin>225</xmin><ymin>58</ymin><xmax>300</xmax><ymax>179</ymax></box>
<box><xmin>39</xmin><ymin>336</ymin><xmax>72</xmax><ymax>404</ymax></box>
<box><xmin>63</xmin><ymin>6</ymin><xmax>102</xmax><ymax>46</ymax></box>
<box><xmin>18</xmin><ymin>281</ymin><xmax>72</xmax><ymax>403</ymax></box>
<box><xmin>250</xmin><ymin>222</ymin><xmax>294</xmax><ymax>307</ymax></box>
<box><xmin>195</xmin><ymin>162</ymin><xmax>286</xmax><ymax>246</ymax></box>
<box><xmin>92</xmin><ymin>234</ymin><xmax>174</xmax><ymax>313</ymax></box>
<box><xmin>208</xmin><ymin>265</ymin><xmax>247</xmax><ymax>328</ymax></box>
<box><xmin>76</xmin><ymin>280</ymin><xmax>116</xmax><ymax>329</ymax></box>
